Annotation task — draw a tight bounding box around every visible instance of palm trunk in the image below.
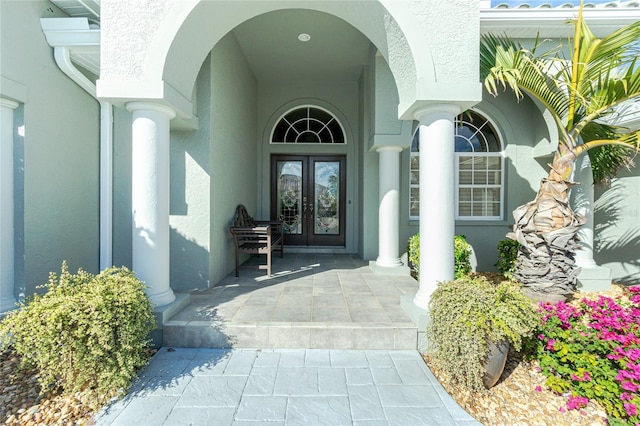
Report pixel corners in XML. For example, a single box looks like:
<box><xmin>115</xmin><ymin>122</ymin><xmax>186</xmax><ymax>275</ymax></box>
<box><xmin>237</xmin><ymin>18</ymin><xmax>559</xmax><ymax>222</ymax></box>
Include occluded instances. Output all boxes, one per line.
<box><xmin>508</xmin><ymin>178</ymin><xmax>586</xmax><ymax>303</ymax></box>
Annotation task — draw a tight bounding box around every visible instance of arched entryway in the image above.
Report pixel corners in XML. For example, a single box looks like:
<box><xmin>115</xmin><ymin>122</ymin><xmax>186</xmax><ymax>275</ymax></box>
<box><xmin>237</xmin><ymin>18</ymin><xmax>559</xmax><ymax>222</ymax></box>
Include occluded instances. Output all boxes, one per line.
<box><xmin>97</xmin><ymin>1</ymin><xmax>482</xmax><ymax>312</ymax></box>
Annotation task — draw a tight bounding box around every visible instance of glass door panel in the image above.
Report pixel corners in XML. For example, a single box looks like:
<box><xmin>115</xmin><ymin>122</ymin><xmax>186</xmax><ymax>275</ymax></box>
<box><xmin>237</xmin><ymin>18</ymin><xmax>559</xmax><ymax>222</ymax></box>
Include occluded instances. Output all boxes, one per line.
<box><xmin>313</xmin><ymin>161</ymin><xmax>340</xmax><ymax>235</ymax></box>
<box><xmin>271</xmin><ymin>155</ymin><xmax>345</xmax><ymax>246</ymax></box>
<box><xmin>276</xmin><ymin>160</ymin><xmax>302</xmax><ymax>235</ymax></box>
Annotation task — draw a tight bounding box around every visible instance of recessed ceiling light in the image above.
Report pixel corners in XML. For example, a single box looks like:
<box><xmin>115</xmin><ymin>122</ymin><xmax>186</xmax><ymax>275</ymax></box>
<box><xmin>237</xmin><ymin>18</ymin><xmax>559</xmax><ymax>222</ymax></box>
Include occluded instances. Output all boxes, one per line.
<box><xmin>298</xmin><ymin>33</ymin><xmax>311</xmax><ymax>42</ymax></box>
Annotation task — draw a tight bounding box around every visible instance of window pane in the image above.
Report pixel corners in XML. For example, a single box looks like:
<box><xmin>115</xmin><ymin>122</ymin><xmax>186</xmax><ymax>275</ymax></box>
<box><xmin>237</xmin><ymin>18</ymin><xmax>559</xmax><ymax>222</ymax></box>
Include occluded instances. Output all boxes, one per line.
<box><xmin>487</xmin><ymin>156</ymin><xmax>501</xmax><ymax>170</ymax></box>
<box><xmin>473</xmin><ymin>156</ymin><xmax>487</xmax><ymax>168</ymax></box>
<box><xmin>459</xmin><ymin>156</ymin><xmax>473</xmax><ymax>170</ymax></box>
<box><xmin>490</xmin><ymin>202</ymin><xmax>501</xmax><ymax>216</ymax></box>
<box><xmin>272</xmin><ymin>107</ymin><xmax>345</xmax><ymax>144</ymax></box>
<box><xmin>472</xmin><ymin>188</ymin><xmax>486</xmax><ymax>201</ymax></box>
<box><xmin>285</xmin><ymin>108</ymin><xmax>308</xmax><ymax>123</ymax></box>
<box><xmin>487</xmin><ymin>188</ymin><xmax>501</xmax><ymax>201</ymax></box>
<box><xmin>459</xmin><ymin>172</ymin><xmax>472</xmax><ymax>185</ymax></box>
<box><xmin>459</xmin><ymin>188</ymin><xmax>471</xmax><ymax>202</ymax></box>
<box><xmin>308</xmin><ymin>119</ymin><xmax>324</xmax><ymax>133</ymax></box>
<box><xmin>473</xmin><ymin>171</ymin><xmax>487</xmax><ymax>185</ymax></box>
<box><xmin>458</xmin><ymin>203</ymin><xmax>472</xmax><ymax>216</ymax></box>
<box><xmin>277</xmin><ymin>161</ymin><xmax>303</xmax><ymax>234</ymax></box>
<box><xmin>328</xmin><ymin>120</ymin><xmax>345</xmax><ymax>143</ymax></box>
<box><xmin>410</xmin><ymin>155</ymin><xmax>420</xmax><ymax>170</ymax></box>
<box><xmin>314</xmin><ymin>162</ymin><xmax>339</xmax><ymax>235</ymax></box>
<box><xmin>410</xmin><ymin>201</ymin><xmax>420</xmax><ymax>217</ymax></box>
<box><xmin>410</xmin><ymin>187</ymin><xmax>420</xmax><ymax>217</ymax></box>
<box><xmin>411</xmin><ymin>187</ymin><xmax>420</xmax><ymax>203</ymax></box>
<box><xmin>410</xmin><ymin>171</ymin><xmax>419</xmax><ymax>185</ymax></box>
<box><xmin>487</xmin><ymin>171</ymin><xmax>501</xmax><ymax>185</ymax></box>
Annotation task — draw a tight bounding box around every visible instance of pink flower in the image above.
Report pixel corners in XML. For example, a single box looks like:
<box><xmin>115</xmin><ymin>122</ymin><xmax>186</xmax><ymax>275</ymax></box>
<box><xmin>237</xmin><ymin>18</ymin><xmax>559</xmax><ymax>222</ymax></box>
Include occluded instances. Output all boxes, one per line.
<box><xmin>620</xmin><ymin>392</ymin><xmax>634</xmax><ymax>401</ymax></box>
<box><xmin>546</xmin><ymin>339</ymin><xmax>556</xmax><ymax>351</ymax></box>
<box><xmin>624</xmin><ymin>403</ymin><xmax>637</xmax><ymax>417</ymax></box>
<box><xmin>535</xmin><ymin>385</ymin><xmax>542</xmax><ymax>392</ymax></box>
<box><xmin>559</xmin><ymin>407</ymin><xmax>566</xmax><ymax>413</ymax></box>
<box><xmin>567</xmin><ymin>395</ymin><xmax>589</xmax><ymax>410</ymax></box>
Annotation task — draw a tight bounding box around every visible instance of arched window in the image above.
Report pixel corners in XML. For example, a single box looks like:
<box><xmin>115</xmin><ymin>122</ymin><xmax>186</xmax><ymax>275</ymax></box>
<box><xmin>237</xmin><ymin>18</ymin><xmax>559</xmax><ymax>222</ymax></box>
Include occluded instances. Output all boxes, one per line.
<box><xmin>410</xmin><ymin>110</ymin><xmax>505</xmax><ymax>220</ymax></box>
<box><xmin>271</xmin><ymin>106</ymin><xmax>346</xmax><ymax>144</ymax></box>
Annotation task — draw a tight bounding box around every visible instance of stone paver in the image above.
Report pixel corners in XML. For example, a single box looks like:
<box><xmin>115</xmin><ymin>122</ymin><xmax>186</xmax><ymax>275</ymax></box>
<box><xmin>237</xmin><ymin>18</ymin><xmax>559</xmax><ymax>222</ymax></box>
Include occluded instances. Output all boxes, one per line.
<box><xmin>164</xmin><ymin>254</ymin><xmax>418</xmax><ymax>349</ymax></box>
<box><xmin>94</xmin><ymin>348</ymin><xmax>481</xmax><ymax>426</ymax></box>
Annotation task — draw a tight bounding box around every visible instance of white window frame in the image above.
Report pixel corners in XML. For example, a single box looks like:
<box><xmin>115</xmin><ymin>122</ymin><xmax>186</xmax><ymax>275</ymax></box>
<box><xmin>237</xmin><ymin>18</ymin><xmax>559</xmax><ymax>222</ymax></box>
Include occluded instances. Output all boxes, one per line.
<box><xmin>454</xmin><ymin>151</ymin><xmax>505</xmax><ymax>221</ymax></box>
<box><xmin>270</xmin><ymin>105</ymin><xmax>347</xmax><ymax>145</ymax></box>
<box><xmin>409</xmin><ymin>110</ymin><xmax>505</xmax><ymax>221</ymax></box>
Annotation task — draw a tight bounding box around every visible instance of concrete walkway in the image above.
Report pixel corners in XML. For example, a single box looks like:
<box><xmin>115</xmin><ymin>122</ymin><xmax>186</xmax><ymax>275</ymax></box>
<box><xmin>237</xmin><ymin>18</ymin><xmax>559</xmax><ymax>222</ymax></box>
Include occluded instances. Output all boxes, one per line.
<box><xmin>94</xmin><ymin>347</ymin><xmax>481</xmax><ymax>426</ymax></box>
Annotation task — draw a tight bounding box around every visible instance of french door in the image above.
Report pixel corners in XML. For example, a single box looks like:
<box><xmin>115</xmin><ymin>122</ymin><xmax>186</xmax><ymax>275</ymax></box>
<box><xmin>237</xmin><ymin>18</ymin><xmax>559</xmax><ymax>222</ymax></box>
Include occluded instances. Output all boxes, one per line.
<box><xmin>271</xmin><ymin>155</ymin><xmax>346</xmax><ymax>246</ymax></box>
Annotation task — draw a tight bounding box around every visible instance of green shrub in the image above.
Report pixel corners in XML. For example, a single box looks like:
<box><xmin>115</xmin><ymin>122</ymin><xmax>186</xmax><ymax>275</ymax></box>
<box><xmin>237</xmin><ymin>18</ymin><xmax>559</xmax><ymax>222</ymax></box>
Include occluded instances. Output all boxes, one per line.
<box><xmin>408</xmin><ymin>233</ymin><xmax>420</xmax><ymax>278</ymax></box>
<box><xmin>454</xmin><ymin>235</ymin><xmax>472</xmax><ymax>278</ymax></box>
<box><xmin>496</xmin><ymin>238</ymin><xmax>521</xmax><ymax>278</ymax></box>
<box><xmin>0</xmin><ymin>263</ymin><xmax>154</xmax><ymax>409</ymax></box>
<box><xmin>408</xmin><ymin>234</ymin><xmax>472</xmax><ymax>280</ymax></box>
<box><xmin>427</xmin><ymin>276</ymin><xmax>540</xmax><ymax>392</ymax></box>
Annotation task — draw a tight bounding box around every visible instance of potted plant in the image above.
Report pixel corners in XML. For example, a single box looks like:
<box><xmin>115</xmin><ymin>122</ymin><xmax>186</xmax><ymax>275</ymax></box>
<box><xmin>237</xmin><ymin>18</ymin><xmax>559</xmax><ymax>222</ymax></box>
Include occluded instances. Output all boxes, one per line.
<box><xmin>426</xmin><ymin>276</ymin><xmax>540</xmax><ymax>391</ymax></box>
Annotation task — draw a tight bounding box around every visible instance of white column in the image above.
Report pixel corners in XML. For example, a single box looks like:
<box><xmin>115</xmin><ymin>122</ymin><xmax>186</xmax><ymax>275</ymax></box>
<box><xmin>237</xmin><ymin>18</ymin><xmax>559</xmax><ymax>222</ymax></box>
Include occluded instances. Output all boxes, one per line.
<box><xmin>126</xmin><ymin>102</ymin><xmax>176</xmax><ymax>307</ymax></box>
<box><xmin>571</xmin><ymin>152</ymin><xmax>611</xmax><ymax>291</ymax></box>
<box><xmin>572</xmin><ymin>153</ymin><xmax>596</xmax><ymax>267</ymax></box>
<box><xmin>413</xmin><ymin>106</ymin><xmax>459</xmax><ymax>309</ymax></box>
<box><xmin>1</xmin><ymin>98</ymin><xmax>18</xmax><ymax>313</ymax></box>
<box><xmin>376</xmin><ymin>146</ymin><xmax>403</xmax><ymax>268</ymax></box>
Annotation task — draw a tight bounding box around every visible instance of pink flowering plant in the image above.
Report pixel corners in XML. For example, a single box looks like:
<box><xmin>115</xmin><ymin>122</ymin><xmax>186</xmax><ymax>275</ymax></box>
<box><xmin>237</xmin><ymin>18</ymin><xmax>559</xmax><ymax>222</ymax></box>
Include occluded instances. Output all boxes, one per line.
<box><xmin>530</xmin><ymin>286</ymin><xmax>640</xmax><ymax>424</ymax></box>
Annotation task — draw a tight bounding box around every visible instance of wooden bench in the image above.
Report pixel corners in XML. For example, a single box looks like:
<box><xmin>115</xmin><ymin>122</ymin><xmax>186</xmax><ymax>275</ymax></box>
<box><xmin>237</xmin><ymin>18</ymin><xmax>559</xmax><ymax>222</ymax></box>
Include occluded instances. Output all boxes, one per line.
<box><xmin>229</xmin><ymin>205</ymin><xmax>284</xmax><ymax>277</ymax></box>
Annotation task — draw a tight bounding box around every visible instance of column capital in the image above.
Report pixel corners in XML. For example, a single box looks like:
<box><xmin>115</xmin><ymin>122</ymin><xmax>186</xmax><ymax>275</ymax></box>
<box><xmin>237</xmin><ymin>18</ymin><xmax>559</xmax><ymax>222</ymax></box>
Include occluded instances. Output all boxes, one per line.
<box><xmin>375</xmin><ymin>145</ymin><xmax>403</xmax><ymax>154</ymax></box>
<box><xmin>413</xmin><ymin>104</ymin><xmax>461</xmax><ymax>122</ymax></box>
<box><xmin>126</xmin><ymin>101</ymin><xmax>176</xmax><ymax>119</ymax></box>
<box><xmin>0</xmin><ymin>98</ymin><xmax>20</xmax><ymax>110</ymax></box>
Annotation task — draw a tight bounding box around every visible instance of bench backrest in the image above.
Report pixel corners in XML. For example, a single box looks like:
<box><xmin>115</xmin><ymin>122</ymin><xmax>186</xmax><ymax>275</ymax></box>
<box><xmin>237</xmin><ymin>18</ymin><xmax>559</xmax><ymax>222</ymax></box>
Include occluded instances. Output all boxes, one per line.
<box><xmin>233</xmin><ymin>205</ymin><xmax>257</xmax><ymax>228</ymax></box>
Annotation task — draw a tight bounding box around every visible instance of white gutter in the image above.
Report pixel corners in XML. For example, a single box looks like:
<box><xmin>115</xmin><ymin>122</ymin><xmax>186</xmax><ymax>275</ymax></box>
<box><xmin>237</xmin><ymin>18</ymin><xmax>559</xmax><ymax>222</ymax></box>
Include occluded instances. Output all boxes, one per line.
<box><xmin>42</xmin><ymin>19</ymin><xmax>113</xmax><ymax>270</ymax></box>
<box><xmin>480</xmin><ymin>7</ymin><xmax>640</xmax><ymax>37</ymax></box>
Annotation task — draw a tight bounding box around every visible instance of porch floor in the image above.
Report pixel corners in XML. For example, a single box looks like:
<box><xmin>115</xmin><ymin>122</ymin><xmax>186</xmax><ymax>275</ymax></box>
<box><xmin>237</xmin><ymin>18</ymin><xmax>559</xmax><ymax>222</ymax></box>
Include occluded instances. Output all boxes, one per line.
<box><xmin>164</xmin><ymin>254</ymin><xmax>420</xmax><ymax>349</ymax></box>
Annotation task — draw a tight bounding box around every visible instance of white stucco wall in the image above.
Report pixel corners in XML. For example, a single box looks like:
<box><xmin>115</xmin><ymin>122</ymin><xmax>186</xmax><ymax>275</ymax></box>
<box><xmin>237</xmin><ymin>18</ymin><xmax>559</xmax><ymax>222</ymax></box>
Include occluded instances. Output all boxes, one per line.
<box><xmin>209</xmin><ymin>32</ymin><xmax>258</xmax><ymax>284</ymax></box>
<box><xmin>170</xmin><ymin>57</ymin><xmax>211</xmax><ymax>291</ymax></box>
<box><xmin>594</xmin><ymin>167</ymin><xmax>640</xmax><ymax>285</ymax></box>
<box><xmin>98</xmin><ymin>0</ymin><xmax>480</xmax><ymax>122</ymax></box>
<box><xmin>1</xmin><ymin>0</ymin><xmax>99</xmax><ymax>294</ymax></box>
<box><xmin>112</xmin><ymin>106</ymin><xmax>132</xmax><ymax>269</ymax></box>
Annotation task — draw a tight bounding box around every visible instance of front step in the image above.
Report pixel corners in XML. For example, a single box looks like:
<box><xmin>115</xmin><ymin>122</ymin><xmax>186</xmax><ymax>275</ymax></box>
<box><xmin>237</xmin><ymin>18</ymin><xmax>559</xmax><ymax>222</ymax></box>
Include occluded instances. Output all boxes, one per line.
<box><xmin>163</xmin><ymin>320</ymin><xmax>417</xmax><ymax>349</ymax></box>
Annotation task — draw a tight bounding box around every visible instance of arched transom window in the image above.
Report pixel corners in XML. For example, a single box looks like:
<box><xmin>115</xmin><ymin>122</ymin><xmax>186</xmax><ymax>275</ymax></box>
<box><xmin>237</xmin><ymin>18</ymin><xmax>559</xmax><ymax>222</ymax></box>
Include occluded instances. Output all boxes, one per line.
<box><xmin>271</xmin><ymin>106</ymin><xmax>346</xmax><ymax>144</ymax></box>
<box><xmin>410</xmin><ymin>110</ymin><xmax>505</xmax><ymax>220</ymax></box>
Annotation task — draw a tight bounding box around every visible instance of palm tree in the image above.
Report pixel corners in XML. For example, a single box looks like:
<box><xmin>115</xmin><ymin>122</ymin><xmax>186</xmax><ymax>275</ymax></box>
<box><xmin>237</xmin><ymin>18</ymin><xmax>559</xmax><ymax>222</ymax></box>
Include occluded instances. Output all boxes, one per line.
<box><xmin>480</xmin><ymin>2</ymin><xmax>640</xmax><ymax>302</ymax></box>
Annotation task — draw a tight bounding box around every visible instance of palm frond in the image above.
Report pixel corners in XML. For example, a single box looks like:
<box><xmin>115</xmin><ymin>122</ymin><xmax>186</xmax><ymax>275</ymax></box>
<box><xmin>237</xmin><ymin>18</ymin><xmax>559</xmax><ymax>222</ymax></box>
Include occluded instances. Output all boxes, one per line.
<box><xmin>580</xmin><ymin>122</ymin><xmax>639</xmax><ymax>184</ymax></box>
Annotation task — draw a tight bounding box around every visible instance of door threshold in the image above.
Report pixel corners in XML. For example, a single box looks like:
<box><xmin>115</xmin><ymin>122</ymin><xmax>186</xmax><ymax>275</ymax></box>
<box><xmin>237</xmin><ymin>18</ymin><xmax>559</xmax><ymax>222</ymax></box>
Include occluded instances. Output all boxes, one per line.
<box><xmin>284</xmin><ymin>246</ymin><xmax>352</xmax><ymax>254</ymax></box>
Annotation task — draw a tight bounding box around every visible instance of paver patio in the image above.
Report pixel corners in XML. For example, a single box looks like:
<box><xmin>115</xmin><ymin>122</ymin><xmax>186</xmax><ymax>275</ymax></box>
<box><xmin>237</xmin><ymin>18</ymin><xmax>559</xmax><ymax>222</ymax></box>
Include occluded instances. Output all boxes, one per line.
<box><xmin>164</xmin><ymin>254</ymin><xmax>420</xmax><ymax>349</ymax></box>
<box><xmin>94</xmin><ymin>254</ymin><xmax>481</xmax><ymax>425</ymax></box>
<box><xmin>94</xmin><ymin>348</ymin><xmax>481</xmax><ymax>425</ymax></box>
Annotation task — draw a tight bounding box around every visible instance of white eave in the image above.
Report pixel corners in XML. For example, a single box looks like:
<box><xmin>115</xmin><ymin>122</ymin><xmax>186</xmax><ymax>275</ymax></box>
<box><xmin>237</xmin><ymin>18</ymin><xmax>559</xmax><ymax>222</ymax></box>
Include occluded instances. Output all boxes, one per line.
<box><xmin>40</xmin><ymin>17</ymin><xmax>100</xmax><ymax>76</ymax></box>
<box><xmin>480</xmin><ymin>7</ymin><xmax>640</xmax><ymax>38</ymax></box>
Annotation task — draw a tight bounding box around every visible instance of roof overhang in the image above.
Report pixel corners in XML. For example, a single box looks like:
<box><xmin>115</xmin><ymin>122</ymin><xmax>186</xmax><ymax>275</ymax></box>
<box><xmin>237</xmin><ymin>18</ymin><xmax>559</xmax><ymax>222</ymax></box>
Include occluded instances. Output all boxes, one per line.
<box><xmin>480</xmin><ymin>7</ymin><xmax>640</xmax><ymax>38</ymax></box>
<box><xmin>40</xmin><ymin>17</ymin><xmax>100</xmax><ymax>76</ymax></box>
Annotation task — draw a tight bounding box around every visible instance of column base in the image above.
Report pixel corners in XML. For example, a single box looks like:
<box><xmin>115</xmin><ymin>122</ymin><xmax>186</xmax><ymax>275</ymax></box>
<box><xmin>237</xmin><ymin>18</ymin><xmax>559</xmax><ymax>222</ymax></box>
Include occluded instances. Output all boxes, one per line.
<box><xmin>577</xmin><ymin>265</ymin><xmax>611</xmax><ymax>292</ymax></box>
<box><xmin>0</xmin><ymin>298</ymin><xmax>18</xmax><ymax>316</ymax></box>
<box><xmin>150</xmin><ymin>292</ymin><xmax>191</xmax><ymax>347</ymax></box>
<box><xmin>401</xmin><ymin>295</ymin><xmax>430</xmax><ymax>353</ymax></box>
<box><xmin>369</xmin><ymin>260</ymin><xmax>410</xmax><ymax>276</ymax></box>
<box><xmin>148</xmin><ymin>288</ymin><xmax>177</xmax><ymax>308</ymax></box>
